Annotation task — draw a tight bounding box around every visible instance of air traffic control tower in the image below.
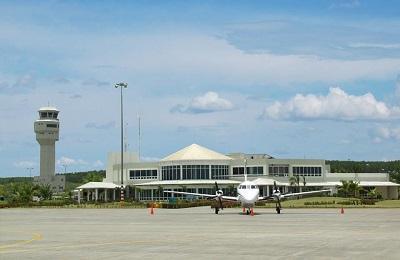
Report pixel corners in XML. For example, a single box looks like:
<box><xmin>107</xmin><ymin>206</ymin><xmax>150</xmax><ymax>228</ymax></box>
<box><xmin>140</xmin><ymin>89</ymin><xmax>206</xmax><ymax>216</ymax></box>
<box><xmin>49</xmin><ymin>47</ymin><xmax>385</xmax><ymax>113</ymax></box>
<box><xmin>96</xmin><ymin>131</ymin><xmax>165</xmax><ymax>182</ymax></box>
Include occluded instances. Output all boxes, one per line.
<box><xmin>33</xmin><ymin>106</ymin><xmax>65</xmax><ymax>192</ymax></box>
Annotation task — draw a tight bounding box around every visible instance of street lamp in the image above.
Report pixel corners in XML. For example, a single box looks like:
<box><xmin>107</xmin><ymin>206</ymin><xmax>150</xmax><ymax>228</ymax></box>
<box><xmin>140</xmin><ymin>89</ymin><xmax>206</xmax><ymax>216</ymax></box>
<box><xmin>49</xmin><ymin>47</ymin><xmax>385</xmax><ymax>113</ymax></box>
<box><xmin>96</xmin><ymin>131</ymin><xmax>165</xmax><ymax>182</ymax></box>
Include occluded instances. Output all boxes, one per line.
<box><xmin>26</xmin><ymin>167</ymin><xmax>34</xmax><ymax>178</ymax></box>
<box><xmin>115</xmin><ymin>82</ymin><xmax>128</xmax><ymax>202</ymax></box>
<box><xmin>62</xmin><ymin>164</ymin><xmax>67</xmax><ymax>174</ymax></box>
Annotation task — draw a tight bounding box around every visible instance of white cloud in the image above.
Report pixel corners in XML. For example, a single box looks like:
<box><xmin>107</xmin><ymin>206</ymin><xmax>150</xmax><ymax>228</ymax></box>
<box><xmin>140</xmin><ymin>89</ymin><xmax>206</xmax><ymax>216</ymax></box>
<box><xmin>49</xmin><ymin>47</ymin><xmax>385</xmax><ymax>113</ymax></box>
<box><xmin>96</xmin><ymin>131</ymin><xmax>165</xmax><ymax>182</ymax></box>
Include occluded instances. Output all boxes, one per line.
<box><xmin>262</xmin><ymin>87</ymin><xmax>400</xmax><ymax>121</ymax></box>
<box><xmin>374</xmin><ymin>127</ymin><xmax>400</xmax><ymax>142</ymax></box>
<box><xmin>57</xmin><ymin>156</ymin><xmax>88</xmax><ymax>166</ymax></box>
<box><xmin>330</xmin><ymin>0</ymin><xmax>360</xmax><ymax>9</ymax></box>
<box><xmin>93</xmin><ymin>160</ymin><xmax>104</xmax><ymax>168</ymax></box>
<box><xmin>171</xmin><ymin>92</ymin><xmax>234</xmax><ymax>113</ymax></box>
<box><xmin>395</xmin><ymin>75</ymin><xmax>400</xmax><ymax>99</ymax></box>
<box><xmin>349</xmin><ymin>43</ymin><xmax>400</xmax><ymax>50</ymax></box>
<box><xmin>14</xmin><ymin>160</ymin><xmax>36</xmax><ymax>168</ymax></box>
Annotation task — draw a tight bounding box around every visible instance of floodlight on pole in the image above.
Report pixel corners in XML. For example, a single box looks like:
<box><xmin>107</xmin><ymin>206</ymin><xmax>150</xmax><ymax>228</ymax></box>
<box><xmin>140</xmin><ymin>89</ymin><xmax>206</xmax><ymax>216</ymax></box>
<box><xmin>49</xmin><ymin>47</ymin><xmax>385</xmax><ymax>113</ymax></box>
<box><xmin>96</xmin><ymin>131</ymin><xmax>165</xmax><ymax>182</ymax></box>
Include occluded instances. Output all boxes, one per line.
<box><xmin>115</xmin><ymin>82</ymin><xmax>128</xmax><ymax>202</ymax></box>
<box><xmin>27</xmin><ymin>167</ymin><xmax>34</xmax><ymax>178</ymax></box>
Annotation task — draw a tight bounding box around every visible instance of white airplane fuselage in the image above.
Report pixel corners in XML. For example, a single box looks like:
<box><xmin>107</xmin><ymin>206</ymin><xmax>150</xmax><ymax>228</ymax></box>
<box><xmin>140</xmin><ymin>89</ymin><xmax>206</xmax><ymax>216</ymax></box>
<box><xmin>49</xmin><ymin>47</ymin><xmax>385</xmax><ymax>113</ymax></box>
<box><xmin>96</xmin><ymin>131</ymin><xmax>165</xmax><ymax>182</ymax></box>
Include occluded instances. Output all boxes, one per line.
<box><xmin>236</xmin><ymin>180</ymin><xmax>260</xmax><ymax>208</ymax></box>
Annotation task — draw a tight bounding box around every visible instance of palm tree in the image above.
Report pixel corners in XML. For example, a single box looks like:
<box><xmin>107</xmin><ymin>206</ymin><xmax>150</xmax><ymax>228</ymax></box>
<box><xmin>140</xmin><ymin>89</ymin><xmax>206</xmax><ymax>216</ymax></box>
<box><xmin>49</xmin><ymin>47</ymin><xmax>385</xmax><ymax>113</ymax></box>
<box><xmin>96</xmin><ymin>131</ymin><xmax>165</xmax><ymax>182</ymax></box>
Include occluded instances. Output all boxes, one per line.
<box><xmin>37</xmin><ymin>184</ymin><xmax>53</xmax><ymax>200</ymax></box>
<box><xmin>348</xmin><ymin>180</ymin><xmax>360</xmax><ymax>198</ymax></box>
<box><xmin>302</xmin><ymin>176</ymin><xmax>307</xmax><ymax>192</ymax></box>
<box><xmin>295</xmin><ymin>175</ymin><xmax>300</xmax><ymax>192</ymax></box>
<box><xmin>338</xmin><ymin>180</ymin><xmax>351</xmax><ymax>197</ymax></box>
<box><xmin>288</xmin><ymin>176</ymin><xmax>297</xmax><ymax>193</ymax></box>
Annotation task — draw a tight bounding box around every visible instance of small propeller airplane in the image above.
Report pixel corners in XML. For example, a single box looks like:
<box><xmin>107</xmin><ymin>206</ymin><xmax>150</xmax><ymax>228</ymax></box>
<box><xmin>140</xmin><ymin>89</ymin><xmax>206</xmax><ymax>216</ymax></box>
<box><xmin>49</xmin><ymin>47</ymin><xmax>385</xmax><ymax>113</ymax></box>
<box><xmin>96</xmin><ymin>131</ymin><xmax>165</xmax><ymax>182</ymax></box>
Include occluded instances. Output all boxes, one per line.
<box><xmin>164</xmin><ymin>174</ymin><xmax>331</xmax><ymax>215</ymax></box>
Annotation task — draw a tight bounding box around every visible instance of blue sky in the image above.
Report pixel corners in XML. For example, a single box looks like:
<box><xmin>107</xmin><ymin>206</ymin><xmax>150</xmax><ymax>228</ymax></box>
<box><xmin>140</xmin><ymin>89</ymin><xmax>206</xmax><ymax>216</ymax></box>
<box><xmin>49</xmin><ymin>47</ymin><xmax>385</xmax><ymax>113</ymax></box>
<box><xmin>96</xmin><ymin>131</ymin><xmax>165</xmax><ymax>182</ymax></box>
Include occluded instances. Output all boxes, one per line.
<box><xmin>1</xmin><ymin>0</ymin><xmax>400</xmax><ymax>177</ymax></box>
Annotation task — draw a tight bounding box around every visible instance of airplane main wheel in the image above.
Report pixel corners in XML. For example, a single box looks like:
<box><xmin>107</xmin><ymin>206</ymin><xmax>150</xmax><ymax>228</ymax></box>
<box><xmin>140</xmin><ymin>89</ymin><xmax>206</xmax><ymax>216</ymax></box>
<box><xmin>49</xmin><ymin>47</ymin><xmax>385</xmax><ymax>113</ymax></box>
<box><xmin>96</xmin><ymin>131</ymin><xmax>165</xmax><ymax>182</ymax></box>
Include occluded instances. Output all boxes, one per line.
<box><xmin>215</xmin><ymin>207</ymin><xmax>219</xmax><ymax>214</ymax></box>
<box><xmin>246</xmin><ymin>209</ymin><xmax>250</xmax><ymax>215</ymax></box>
<box><xmin>276</xmin><ymin>207</ymin><xmax>281</xmax><ymax>214</ymax></box>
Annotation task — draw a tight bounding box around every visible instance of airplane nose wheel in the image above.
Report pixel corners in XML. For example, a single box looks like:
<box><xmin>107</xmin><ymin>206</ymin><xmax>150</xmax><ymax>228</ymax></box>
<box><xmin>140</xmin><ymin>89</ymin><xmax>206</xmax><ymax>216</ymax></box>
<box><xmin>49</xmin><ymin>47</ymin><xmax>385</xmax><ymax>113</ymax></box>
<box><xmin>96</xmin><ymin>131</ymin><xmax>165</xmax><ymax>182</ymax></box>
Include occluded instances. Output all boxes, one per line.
<box><xmin>246</xmin><ymin>209</ymin><xmax>250</xmax><ymax>215</ymax></box>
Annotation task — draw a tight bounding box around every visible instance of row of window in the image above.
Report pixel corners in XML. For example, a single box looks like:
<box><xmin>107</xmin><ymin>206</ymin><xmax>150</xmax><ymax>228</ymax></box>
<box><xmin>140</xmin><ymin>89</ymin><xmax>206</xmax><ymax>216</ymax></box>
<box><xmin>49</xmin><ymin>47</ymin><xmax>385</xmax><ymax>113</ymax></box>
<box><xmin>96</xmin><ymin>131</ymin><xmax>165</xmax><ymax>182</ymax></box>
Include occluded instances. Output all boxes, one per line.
<box><xmin>293</xmin><ymin>167</ymin><xmax>322</xmax><ymax>176</ymax></box>
<box><xmin>136</xmin><ymin>165</ymin><xmax>324</xmax><ymax>180</ymax></box>
<box><xmin>232</xmin><ymin>166</ymin><xmax>264</xmax><ymax>175</ymax></box>
<box><xmin>129</xmin><ymin>169</ymin><xmax>158</xmax><ymax>179</ymax></box>
<box><xmin>182</xmin><ymin>165</ymin><xmax>209</xmax><ymax>180</ymax></box>
<box><xmin>269</xmin><ymin>164</ymin><xmax>289</xmax><ymax>177</ymax></box>
<box><xmin>162</xmin><ymin>165</ymin><xmax>180</xmax><ymax>180</ymax></box>
<box><xmin>40</xmin><ymin>112</ymin><xmax>59</xmax><ymax>119</ymax></box>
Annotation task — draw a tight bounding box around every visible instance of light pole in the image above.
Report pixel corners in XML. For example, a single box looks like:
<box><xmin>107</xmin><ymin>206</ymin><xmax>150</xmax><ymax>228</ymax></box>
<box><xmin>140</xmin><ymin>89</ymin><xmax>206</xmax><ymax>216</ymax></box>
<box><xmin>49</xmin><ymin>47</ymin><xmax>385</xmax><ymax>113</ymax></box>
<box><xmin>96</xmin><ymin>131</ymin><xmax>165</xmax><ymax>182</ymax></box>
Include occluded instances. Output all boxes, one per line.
<box><xmin>62</xmin><ymin>164</ymin><xmax>67</xmax><ymax>174</ymax></box>
<box><xmin>27</xmin><ymin>167</ymin><xmax>34</xmax><ymax>178</ymax></box>
<box><xmin>115</xmin><ymin>82</ymin><xmax>128</xmax><ymax>202</ymax></box>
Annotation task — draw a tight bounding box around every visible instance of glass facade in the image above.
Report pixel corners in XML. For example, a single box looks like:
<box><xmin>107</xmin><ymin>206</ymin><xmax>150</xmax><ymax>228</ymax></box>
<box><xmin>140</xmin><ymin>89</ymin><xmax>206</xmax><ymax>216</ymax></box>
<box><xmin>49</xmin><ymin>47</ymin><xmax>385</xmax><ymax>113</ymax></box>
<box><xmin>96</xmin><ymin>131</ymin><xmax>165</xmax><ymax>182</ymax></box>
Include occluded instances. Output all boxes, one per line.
<box><xmin>293</xmin><ymin>166</ymin><xmax>322</xmax><ymax>176</ymax></box>
<box><xmin>211</xmin><ymin>165</ymin><xmax>229</xmax><ymax>179</ymax></box>
<box><xmin>233</xmin><ymin>166</ymin><xmax>263</xmax><ymax>175</ymax></box>
<box><xmin>182</xmin><ymin>165</ymin><xmax>209</xmax><ymax>180</ymax></box>
<box><xmin>130</xmin><ymin>169</ymin><xmax>158</xmax><ymax>179</ymax></box>
<box><xmin>269</xmin><ymin>164</ymin><xmax>289</xmax><ymax>177</ymax></box>
<box><xmin>161</xmin><ymin>165</ymin><xmax>181</xmax><ymax>180</ymax></box>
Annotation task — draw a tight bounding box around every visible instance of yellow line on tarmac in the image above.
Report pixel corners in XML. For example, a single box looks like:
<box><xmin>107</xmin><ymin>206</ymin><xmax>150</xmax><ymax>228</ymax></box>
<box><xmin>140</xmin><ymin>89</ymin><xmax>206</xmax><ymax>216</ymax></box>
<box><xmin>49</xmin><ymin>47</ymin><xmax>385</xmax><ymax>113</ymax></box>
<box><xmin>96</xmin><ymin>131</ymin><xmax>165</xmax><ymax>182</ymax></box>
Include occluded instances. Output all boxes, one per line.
<box><xmin>0</xmin><ymin>232</ymin><xmax>42</xmax><ymax>250</ymax></box>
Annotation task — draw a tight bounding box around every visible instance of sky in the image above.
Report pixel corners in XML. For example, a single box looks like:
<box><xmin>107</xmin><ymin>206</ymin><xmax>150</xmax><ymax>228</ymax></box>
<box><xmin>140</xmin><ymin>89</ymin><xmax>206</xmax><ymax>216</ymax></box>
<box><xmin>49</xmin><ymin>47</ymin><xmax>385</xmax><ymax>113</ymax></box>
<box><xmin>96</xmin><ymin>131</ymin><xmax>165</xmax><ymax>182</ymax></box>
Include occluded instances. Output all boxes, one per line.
<box><xmin>1</xmin><ymin>0</ymin><xmax>400</xmax><ymax>177</ymax></box>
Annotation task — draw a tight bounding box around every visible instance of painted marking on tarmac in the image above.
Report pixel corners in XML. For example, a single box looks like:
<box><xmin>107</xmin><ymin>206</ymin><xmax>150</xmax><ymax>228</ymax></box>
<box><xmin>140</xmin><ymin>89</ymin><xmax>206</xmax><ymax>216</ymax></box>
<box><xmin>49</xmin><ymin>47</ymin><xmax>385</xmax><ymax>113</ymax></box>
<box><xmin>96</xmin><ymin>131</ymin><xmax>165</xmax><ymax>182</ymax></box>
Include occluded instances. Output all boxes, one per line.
<box><xmin>0</xmin><ymin>235</ymin><xmax>204</xmax><ymax>254</ymax></box>
<box><xmin>0</xmin><ymin>232</ymin><xmax>42</xmax><ymax>251</ymax></box>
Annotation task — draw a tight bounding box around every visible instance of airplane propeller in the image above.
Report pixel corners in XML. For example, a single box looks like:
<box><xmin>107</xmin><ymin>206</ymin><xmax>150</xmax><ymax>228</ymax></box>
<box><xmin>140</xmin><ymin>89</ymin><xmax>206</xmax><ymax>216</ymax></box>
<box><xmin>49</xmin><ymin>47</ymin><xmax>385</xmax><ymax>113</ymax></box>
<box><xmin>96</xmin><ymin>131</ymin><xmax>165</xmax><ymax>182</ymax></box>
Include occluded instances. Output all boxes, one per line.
<box><xmin>273</xmin><ymin>181</ymin><xmax>282</xmax><ymax>214</ymax></box>
<box><xmin>215</xmin><ymin>181</ymin><xmax>224</xmax><ymax>211</ymax></box>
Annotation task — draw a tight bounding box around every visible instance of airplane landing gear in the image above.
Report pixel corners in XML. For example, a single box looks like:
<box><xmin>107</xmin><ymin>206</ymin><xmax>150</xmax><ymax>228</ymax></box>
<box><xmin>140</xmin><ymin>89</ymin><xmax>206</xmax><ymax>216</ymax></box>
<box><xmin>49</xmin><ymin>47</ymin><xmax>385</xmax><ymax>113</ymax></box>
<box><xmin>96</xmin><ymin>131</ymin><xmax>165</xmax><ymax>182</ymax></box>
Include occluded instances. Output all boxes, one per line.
<box><xmin>215</xmin><ymin>207</ymin><xmax>219</xmax><ymax>214</ymax></box>
<box><xmin>246</xmin><ymin>209</ymin><xmax>250</xmax><ymax>215</ymax></box>
<box><xmin>276</xmin><ymin>206</ymin><xmax>281</xmax><ymax>214</ymax></box>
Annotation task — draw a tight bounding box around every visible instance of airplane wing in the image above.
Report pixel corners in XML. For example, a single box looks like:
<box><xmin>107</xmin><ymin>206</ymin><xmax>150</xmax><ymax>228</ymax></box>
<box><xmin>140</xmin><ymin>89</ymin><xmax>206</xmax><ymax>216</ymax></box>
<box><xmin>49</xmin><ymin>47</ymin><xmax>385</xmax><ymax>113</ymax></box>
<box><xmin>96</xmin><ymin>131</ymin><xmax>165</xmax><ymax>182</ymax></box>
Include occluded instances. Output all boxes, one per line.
<box><xmin>163</xmin><ymin>190</ymin><xmax>238</xmax><ymax>201</ymax></box>
<box><xmin>258</xmin><ymin>189</ymin><xmax>331</xmax><ymax>200</ymax></box>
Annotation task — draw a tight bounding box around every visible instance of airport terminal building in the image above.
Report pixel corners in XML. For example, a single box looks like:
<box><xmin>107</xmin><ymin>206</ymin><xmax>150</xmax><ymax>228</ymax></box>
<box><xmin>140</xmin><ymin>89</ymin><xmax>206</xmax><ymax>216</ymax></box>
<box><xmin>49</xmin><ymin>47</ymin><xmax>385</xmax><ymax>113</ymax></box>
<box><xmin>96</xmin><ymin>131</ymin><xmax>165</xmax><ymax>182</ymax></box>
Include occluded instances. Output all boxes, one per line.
<box><xmin>77</xmin><ymin>144</ymin><xmax>399</xmax><ymax>202</ymax></box>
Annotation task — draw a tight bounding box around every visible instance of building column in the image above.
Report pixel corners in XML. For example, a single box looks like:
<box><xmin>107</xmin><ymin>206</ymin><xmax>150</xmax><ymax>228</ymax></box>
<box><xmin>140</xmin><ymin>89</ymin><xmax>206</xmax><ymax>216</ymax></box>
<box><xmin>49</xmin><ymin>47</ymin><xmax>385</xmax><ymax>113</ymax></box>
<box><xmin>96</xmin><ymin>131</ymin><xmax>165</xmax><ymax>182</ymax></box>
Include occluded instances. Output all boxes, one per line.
<box><xmin>105</xmin><ymin>189</ymin><xmax>108</xmax><ymax>202</ymax></box>
<box><xmin>87</xmin><ymin>190</ymin><xmax>90</xmax><ymax>201</ymax></box>
<box><xmin>151</xmin><ymin>189</ymin><xmax>154</xmax><ymax>201</ymax></box>
<box><xmin>95</xmin><ymin>189</ymin><xmax>98</xmax><ymax>201</ymax></box>
<box><xmin>113</xmin><ymin>189</ymin><xmax>116</xmax><ymax>201</ymax></box>
<box><xmin>126</xmin><ymin>186</ymin><xmax>130</xmax><ymax>199</ymax></box>
<box><xmin>78</xmin><ymin>189</ymin><xmax>81</xmax><ymax>204</ymax></box>
<box><xmin>266</xmin><ymin>185</ymin><xmax>270</xmax><ymax>196</ymax></box>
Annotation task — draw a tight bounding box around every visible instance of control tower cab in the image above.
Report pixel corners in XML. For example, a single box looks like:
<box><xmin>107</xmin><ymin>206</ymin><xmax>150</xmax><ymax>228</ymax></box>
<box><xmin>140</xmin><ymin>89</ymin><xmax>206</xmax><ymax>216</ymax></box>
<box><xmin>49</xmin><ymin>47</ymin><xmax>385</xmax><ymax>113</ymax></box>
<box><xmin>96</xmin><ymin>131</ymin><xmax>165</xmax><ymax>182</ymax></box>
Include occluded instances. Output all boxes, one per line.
<box><xmin>34</xmin><ymin>107</ymin><xmax>65</xmax><ymax>192</ymax></box>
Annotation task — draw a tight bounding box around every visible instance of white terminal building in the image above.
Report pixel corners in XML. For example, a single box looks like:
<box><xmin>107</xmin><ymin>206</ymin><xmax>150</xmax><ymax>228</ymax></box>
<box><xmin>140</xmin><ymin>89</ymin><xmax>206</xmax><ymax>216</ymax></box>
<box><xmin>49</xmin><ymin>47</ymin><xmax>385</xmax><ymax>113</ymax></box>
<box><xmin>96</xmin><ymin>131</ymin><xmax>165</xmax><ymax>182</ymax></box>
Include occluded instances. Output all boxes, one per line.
<box><xmin>77</xmin><ymin>143</ymin><xmax>399</xmax><ymax>202</ymax></box>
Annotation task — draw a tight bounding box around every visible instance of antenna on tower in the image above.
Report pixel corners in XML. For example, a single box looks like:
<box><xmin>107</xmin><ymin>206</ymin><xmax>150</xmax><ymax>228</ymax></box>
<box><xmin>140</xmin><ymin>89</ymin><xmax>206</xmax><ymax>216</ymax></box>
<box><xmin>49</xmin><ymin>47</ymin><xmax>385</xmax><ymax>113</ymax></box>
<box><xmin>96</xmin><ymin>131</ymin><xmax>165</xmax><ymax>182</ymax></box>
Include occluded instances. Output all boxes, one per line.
<box><xmin>138</xmin><ymin>115</ymin><xmax>141</xmax><ymax>161</ymax></box>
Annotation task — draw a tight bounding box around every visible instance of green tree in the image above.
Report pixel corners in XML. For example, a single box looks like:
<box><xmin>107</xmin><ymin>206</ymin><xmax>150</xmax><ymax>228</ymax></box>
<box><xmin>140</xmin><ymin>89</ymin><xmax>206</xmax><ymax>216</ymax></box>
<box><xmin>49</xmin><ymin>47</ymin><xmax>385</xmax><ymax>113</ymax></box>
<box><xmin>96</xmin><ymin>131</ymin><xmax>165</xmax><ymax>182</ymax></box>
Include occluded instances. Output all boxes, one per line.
<box><xmin>338</xmin><ymin>180</ymin><xmax>351</xmax><ymax>197</ymax></box>
<box><xmin>7</xmin><ymin>182</ymin><xmax>37</xmax><ymax>203</ymax></box>
<box><xmin>37</xmin><ymin>184</ymin><xmax>53</xmax><ymax>200</ymax></box>
<box><xmin>83</xmin><ymin>172</ymin><xmax>103</xmax><ymax>183</ymax></box>
<box><xmin>288</xmin><ymin>176</ymin><xmax>297</xmax><ymax>193</ymax></box>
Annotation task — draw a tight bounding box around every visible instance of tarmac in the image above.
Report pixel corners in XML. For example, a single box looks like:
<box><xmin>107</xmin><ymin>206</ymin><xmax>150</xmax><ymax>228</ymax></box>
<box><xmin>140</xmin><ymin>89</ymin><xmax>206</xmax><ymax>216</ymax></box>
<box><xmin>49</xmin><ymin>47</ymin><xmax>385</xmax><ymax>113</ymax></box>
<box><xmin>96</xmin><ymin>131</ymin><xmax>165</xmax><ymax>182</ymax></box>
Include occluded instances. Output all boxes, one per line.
<box><xmin>1</xmin><ymin>207</ymin><xmax>400</xmax><ymax>259</ymax></box>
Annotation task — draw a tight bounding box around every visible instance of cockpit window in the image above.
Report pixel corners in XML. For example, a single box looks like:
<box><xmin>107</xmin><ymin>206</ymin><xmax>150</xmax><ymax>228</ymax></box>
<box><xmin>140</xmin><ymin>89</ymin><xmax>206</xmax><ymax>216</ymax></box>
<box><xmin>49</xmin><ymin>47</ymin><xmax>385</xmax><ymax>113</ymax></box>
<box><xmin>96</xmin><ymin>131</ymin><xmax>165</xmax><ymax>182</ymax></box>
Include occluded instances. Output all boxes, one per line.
<box><xmin>251</xmin><ymin>185</ymin><xmax>257</xmax><ymax>189</ymax></box>
<box><xmin>239</xmin><ymin>185</ymin><xmax>246</xmax><ymax>189</ymax></box>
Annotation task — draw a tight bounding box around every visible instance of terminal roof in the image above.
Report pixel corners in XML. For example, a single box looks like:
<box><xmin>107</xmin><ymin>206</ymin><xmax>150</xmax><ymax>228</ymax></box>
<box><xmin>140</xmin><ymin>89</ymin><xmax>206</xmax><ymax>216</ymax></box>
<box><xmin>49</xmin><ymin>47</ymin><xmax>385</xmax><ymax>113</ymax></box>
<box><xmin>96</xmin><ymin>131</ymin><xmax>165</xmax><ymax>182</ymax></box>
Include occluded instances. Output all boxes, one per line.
<box><xmin>161</xmin><ymin>143</ymin><xmax>232</xmax><ymax>161</ymax></box>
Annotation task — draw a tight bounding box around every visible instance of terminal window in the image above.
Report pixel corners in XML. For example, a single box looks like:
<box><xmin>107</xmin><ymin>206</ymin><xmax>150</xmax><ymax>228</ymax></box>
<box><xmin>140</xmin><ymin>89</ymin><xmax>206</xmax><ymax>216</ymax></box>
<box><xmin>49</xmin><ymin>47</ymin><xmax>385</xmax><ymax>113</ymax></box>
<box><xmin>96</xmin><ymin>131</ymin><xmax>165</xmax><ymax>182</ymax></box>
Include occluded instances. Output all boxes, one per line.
<box><xmin>161</xmin><ymin>165</ymin><xmax>181</xmax><ymax>180</ymax></box>
<box><xmin>293</xmin><ymin>166</ymin><xmax>322</xmax><ymax>176</ymax></box>
<box><xmin>269</xmin><ymin>164</ymin><xmax>289</xmax><ymax>177</ymax></box>
<box><xmin>211</xmin><ymin>165</ymin><xmax>229</xmax><ymax>179</ymax></box>
<box><xmin>182</xmin><ymin>165</ymin><xmax>209</xmax><ymax>180</ymax></box>
<box><xmin>130</xmin><ymin>169</ymin><xmax>158</xmax><ymax>179</ymax></box>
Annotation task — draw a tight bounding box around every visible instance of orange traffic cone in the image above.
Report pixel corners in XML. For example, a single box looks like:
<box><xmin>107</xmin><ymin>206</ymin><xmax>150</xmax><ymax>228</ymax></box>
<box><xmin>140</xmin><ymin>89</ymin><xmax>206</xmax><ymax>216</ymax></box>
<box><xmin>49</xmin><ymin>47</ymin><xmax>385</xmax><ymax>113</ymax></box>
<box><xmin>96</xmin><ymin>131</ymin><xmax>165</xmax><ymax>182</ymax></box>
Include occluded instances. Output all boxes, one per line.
<box><xmin>340</xmin><ymin>207</ymin><xmax>344</xmax><ymax>214</ymax></box>
<box><xmin>250</xmin><ymin>208</ymin><xmax>254</xmax><ymax>216</ymax></box>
